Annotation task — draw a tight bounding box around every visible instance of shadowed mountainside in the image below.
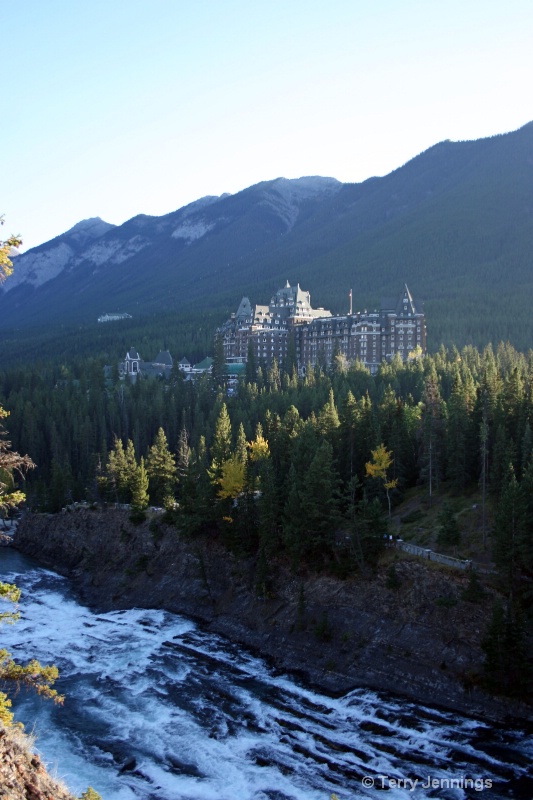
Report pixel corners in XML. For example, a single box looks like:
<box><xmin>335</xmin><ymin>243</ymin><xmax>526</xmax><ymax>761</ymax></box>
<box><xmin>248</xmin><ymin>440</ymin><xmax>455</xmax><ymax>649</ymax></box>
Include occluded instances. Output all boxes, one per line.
<box><xmin>2</xmin><ymin>122</ymin><xmax>533</xmax><ymax>350</ymax></box>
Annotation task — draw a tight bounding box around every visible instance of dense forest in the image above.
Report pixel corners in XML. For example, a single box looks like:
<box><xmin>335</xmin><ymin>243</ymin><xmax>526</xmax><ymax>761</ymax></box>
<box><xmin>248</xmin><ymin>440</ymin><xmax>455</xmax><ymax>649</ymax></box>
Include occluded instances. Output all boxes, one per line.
<box><xmin>1</xmin><ymin>340</ymin><xmax>532</xmax><ymax>697</ymax></box>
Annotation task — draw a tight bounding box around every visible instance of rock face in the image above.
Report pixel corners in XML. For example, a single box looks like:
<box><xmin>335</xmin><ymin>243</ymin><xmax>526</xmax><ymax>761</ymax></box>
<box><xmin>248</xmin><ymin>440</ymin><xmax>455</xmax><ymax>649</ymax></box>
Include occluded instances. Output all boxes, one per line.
<box><xmin>13</xmin><ymin>509</ymin><xmax>533</xmax><ymax>723</ymax></box>
<box><xmin>0</xmin><ymin>724</ymin><xmax>76</xmax><ymax>800</ymax></box>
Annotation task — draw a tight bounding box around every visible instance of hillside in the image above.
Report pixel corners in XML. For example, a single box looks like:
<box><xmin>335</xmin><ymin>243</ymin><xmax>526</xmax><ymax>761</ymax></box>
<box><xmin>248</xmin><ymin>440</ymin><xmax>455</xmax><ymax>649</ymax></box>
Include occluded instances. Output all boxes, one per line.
<box><xmin>1</xmin><ymin>122</ymin><xmax>533</xmax><ymax>350</ymax></box>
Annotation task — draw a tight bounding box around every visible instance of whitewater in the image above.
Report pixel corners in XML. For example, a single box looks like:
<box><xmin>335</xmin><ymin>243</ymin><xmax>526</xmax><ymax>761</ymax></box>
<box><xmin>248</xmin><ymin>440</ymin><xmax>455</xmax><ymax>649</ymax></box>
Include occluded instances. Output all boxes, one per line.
<box><xmin>1</xmin><ymin>548</ymin><xmax>531</xmax><ymax>800</ymax></box>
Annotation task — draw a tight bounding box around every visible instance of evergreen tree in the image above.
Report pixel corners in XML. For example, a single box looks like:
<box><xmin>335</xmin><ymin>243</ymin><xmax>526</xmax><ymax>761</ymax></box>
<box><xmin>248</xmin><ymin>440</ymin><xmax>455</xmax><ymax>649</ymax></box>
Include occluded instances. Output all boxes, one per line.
<box><xmin>106</xmin><ymin>437</ymin><xmax>130</xmax><ymax>502</ymax></box>
<box><xmin>146</xmin><ymin>427</ymin><xmax>177</xmax><ymax>506</ymax></box>
<box><xmin>267</xmin><ymin>358</ymin><xmax>281</xmax><ymax>393</ymax></box>
<box><xmin>346</xmin><ymin>494</ymin><xmax>387</xmax><ymax>572</ymax></box>
<box><xmin>317</xmin><ymin>388</ymin><xmax>340</xmax><ymax>439</ymax></box>
<box><xmin>211</xmin><ymin>334</ymin><xmax>226</xmax><ymax>389</ymax></box>
<box><xmin>257</xmin><ymin>459</ymin><xmax>280</xmax><ymax>555</ymax></box>
<box><xmin>482</xmin><ymin>603</ymin><xmax>530</xmax><ymax>697</ymax></box>
<box><xmin>446</xmin><ymin>371</ymin><xmax>473</xmax><ymax>491</ymax></box>
<box><xmin>210</xmin><ymin>403</ymin><xmax>232</xmax><ymax>477</ymax></box>
<box><xmin>282</xmin><ymin>464</ymin><xmax>305</xmax><ymax>565</ymax></box>
<box><xmin>519</xmin><ymin>459</ymin><xmax>533</xmax><ymax>580</ymax></box>
<box><xmin>235</xmin><ymin>422</ymin><xmax>248</xmax><ymax>464</ymax></box>
<box><xmin>492</xmin><ymin>465</ymin><xmax>525</xmax><ymax>598</ymax></box>
<box><xmin>419</xmin><ymin>368</ymin><xmax>446</xmax><ymax>503</ymax></box>
<box><xmin>298</xmin><ymin>440</ymin><xmax>341</xmax><ymax>561</ymax></box>
<box><xmin>436</xmin><ymin>504</ymin><xmax>461</xmax><ymax>550</ymax></box>
<box><xmin>176</xmin><ymin>425</ymin><xmax>190</xmax><ymax>485</ymax></box>
<box><xmin>131</xmin><ymin>457</ymin><xmax>150</xmax><ymax>513</ymax></box>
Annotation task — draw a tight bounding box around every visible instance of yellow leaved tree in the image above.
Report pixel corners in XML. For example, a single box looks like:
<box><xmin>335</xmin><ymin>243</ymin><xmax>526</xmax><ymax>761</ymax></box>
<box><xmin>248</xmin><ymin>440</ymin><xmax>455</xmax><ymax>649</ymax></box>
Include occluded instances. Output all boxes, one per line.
<box><xmin>0</xmin><ymin>215</ymin><xmax>21</xmax><ymax>284</ymax></box>
<box><xmin>365</xmin><ymin>443</ymin><xmax>398</xmax><ymax>518</ymax></box>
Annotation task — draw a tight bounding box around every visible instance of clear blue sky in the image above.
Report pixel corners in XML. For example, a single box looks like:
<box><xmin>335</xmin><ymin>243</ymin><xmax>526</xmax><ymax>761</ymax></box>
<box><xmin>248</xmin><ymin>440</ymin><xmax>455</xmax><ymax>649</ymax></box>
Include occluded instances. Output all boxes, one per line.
<box><xmin>2</xmin><ymin>0</ymin><xmax>532</xmax><ymax>250</ymax></box>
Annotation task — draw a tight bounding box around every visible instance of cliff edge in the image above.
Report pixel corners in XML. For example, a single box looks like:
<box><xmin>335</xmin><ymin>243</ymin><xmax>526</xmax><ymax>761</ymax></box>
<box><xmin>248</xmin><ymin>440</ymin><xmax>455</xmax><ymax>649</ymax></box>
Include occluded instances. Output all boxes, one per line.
<box><xmin>13</xmin><ymin>508</ymin><xmax>532</xmax><ymax>724</ymax></box>
<box><xmin>0</xmin><ymin>724</ymin><xmax>76</xmax><ymax>800</ymax></box>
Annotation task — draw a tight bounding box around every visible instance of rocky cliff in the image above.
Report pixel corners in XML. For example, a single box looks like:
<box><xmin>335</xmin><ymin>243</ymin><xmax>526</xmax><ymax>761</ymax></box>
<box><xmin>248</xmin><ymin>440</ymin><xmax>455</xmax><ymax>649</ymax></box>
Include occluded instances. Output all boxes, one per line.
<box><xmin>13</xmin><ymin>509</ymin><xmax>532</xmax><ymax>724</ymax></box>
<box><xmin>0</xmin><ymin>724</ymin><xmax>76</xmax><ymax>800</ymax></box>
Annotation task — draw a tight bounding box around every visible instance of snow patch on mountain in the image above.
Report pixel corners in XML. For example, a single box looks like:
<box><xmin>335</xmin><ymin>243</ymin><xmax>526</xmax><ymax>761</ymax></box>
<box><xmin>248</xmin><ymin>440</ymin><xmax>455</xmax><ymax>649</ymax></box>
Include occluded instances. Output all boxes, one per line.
<box><xmin>263</xmin><ymin>176</ymin><xmax>341</xmax><ymax>232</ymax></box>
<box><xmin>75</xmin><ymin>236</ymin><xmax>150</xmax><ymax>267</ymax></box>
<box><xmin>1</xmin><ymin>242</ymin><xmax>74</xmax><ymax>291</ymax></box>
<box><xmin>171</xmin><ymin>219</ymin><xmax>215</xmax><ymax>243</ymax></box>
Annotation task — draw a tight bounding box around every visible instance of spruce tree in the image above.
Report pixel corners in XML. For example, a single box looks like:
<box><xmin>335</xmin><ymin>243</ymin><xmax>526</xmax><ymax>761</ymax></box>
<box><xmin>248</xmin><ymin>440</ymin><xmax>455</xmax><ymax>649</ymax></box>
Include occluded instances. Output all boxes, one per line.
<box><xmin>235</xmin><ymin>422</ymin><xmax>248</xmax><ymax>464</ymax></box>
<box><xmin>176</xmin><ymin>425</ymin><xmax>190</xmax><ymax>485</ymax></box>
<box><xmin>298</xmin><ymin>440</ymin><xmax>341</xmax><ymax>560</ymax></box>
<box><xmin>210</xmin><ymin>403</ymin><xmax>232</xmax><ymax>477</ymax></box>
<box><xmin>131</xmin><ymin>457</ymin><xmax>150</xmax><ymax>514</ymax></box>
<box><xmin>146</xmin><ymin>427</ymin><xmax>177</xmax><ymax>506</ymax></box>
<box><xmin>492</xmin><ymin>465</ymin><xmax>525</xmax><ymax>598</ymax></box>
<box><xmin>436</xmin><ymin>504</ymin><xmax>461</xmax><ymax>550</ymax></box>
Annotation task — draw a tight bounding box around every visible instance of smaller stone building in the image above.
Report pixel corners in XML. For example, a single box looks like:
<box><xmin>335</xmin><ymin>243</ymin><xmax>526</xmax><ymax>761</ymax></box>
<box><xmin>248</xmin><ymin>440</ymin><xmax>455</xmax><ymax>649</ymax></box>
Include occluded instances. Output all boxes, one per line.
<box><xmin>119</xmin><ymin>348</ymin><xmax>173</xmax><ymax>381</ymax></box>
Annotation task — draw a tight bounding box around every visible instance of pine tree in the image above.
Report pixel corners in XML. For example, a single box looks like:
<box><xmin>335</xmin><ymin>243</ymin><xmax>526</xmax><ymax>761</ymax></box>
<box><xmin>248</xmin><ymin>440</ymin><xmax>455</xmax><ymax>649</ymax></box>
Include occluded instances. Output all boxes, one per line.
<box><xmin>282</xmin><ymin>464</ymin><xmax>305</xmax><ymax>564</ymax></box>
<box><xmin>298</xmin><ymin>440</ymin><xmax>341</xmax><ymax>560</ymax></box>
<box><xmin>436</xmin><ymin>504</ymin><xmax>461</xmax><ymax>550</ymax></box>
<box><xmin>268</xmin><ymin>358</ymin><xmax>281</xmax><ymax>393</ymax></box>
<box><xmin>492</xmin><ymin>465</ymin><xmax>524</xmax><ymax>598</ymax></box>
<box><xmin>210</xmin><ymin>403</ymin><xmax>232</xmax><ymax>477</ymax></box>
<box><xmin>211</xmin><ymin>334</ymin><xmax>226</xmax><ymax>389</ymax></box>
<box><xmin>146</xmin><ymin>427</ymin><xmax>177</xmax><ymax>506</ymax></box>
<box><xmin>131</xmin><ymin>457</ymin><xmax>150</xmax><ymax>514</ymax></box>
<box><xmin>257</xmin><ymin>460</ymin><xmax>280</xmax><ymax>555</ymax></box>
<box><xmin>106</xmin><ymin>437</ymin><xmax>129</xmax><ymax>502</ymax></box>
<box><xmin>317</xmin><ymin>388</ymin><xmax>340</xmax><ymax>438</ymax></box>
<box><xmin>235</xmin><ymin>422</ymin><xmax>248</xmax><ymax>464</ymax></box>
<box><xmin>446</xmin><ymin>371</ymin><xmax>473</xmax><ymax>492</ymax></box>
<box><xmin>176</xmin><ymin>425</ymin><xmax>190</xmax><ymax>484</ymax></box>
<box><xmin>482</xmin><ymin>602</ymin><xmax>530</xmax><ymax>697</ymax></box>
<box><xmin>419</xmin><ymin>368</ymin><xmax>446</xmax><ymax>504</ymax></box>
<box><xmin>347</xmin><ymin>494</ymin><xmax>387</xmax><ymax>572</ymax></box>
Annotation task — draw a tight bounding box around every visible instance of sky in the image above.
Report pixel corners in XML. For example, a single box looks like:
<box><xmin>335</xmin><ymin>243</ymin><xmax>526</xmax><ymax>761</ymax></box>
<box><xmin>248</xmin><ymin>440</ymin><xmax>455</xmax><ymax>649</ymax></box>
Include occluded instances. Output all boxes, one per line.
<box><xmin>2</xmin><ymin>0</ymin><xmax>532</xmax><ymax>251</ymax></box>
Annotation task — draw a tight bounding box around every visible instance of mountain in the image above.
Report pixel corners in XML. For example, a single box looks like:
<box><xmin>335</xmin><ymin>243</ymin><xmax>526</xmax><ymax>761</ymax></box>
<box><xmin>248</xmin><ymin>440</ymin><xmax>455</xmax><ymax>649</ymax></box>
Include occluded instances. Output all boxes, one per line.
<box><xmin>5</xmin><ymin>217</ymin><xmax>116</xmax><ymax>291</ymax></box>
<box><xmin>1</xmin><ymin>123</ymin><xmax>533</xmax><ymax>350</ymax></box>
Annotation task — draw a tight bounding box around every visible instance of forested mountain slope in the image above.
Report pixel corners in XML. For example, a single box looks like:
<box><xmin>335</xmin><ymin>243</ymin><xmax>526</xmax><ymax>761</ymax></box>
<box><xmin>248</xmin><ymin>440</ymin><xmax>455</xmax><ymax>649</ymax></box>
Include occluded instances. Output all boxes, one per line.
<box><xmin>1</xmin><ymin>122</ymin><xmax>532</xmax><ymax>349</ymax></box>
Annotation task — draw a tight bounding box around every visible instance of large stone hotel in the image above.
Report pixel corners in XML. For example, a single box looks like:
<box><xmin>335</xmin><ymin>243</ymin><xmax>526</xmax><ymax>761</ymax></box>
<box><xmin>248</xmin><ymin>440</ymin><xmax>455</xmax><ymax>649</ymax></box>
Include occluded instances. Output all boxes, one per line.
<box><xmin>218</xmin><ymin>282</ymin><xmax>426</xmax><ymax>373</ymax></box>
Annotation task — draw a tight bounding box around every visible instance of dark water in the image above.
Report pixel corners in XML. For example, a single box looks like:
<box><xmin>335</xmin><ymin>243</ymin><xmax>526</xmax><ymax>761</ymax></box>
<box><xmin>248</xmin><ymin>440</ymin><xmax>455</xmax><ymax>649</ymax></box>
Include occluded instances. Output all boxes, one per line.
<box><xmin>1</xmin><ymin>548</ymin><xmax>532</xmax><ymax>800</ymax></box>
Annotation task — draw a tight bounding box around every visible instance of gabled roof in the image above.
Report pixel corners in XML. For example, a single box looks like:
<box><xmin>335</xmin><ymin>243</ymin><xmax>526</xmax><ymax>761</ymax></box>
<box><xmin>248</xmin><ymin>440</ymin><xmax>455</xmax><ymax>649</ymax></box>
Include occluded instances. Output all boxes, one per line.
<box><xmin>154</xmin><ymin>350</ymin><xmax>173</xmax><ymax>366</ymax></box>
<box><xmin>236</xmin><ymin>296</ymin><xmax>253</xmax><ymax>321</ymax></box>
<box><xmin>194</xmin><ymin>357</ymin><xmax>213</xmax><ymax>371</ymax></box>
<box><xmin>396</xmin><ymin>284</ymin><xmax>416</xmax><ymax>316</ymax></box>
<box><xmin>127</xmin><ymin>347</ymin><xmax>140</xmax><ymax>360</ymax></box>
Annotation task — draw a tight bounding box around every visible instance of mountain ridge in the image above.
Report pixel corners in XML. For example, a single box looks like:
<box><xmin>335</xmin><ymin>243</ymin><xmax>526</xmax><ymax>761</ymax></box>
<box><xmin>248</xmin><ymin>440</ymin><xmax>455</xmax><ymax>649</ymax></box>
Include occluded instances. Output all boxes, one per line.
<box><xmin>1</xmin><ymin>122</ymin><xmax>532</xmax><ymax>350</ymax></box>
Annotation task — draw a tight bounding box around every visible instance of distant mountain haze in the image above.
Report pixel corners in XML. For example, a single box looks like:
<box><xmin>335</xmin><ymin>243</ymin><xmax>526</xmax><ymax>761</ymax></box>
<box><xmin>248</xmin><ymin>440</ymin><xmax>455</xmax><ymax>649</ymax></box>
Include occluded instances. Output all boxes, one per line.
<box><xmin>2</xmin><ymin>123</ymin><xmax>532</xmax><ymax>350</ymax></box>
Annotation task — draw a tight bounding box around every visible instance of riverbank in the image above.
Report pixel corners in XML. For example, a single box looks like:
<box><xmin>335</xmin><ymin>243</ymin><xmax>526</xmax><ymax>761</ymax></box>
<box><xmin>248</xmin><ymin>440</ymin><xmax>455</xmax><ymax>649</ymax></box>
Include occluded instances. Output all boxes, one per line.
<box><xmin>0</xmin><ymin>723</ymin><xmax>76</xmax><ymax>800</ymax></box>
<box><xmin>13</xmin><ymin>508</ymin><xmax>533</xmax><ymax>725</ymax></box>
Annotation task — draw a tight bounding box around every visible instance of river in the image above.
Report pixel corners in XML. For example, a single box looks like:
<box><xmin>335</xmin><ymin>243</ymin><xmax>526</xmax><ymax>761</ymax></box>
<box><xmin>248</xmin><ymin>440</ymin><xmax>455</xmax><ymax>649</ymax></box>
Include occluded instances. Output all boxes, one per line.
<box><xmin>1</xmin><ymin>548</ymin><xmax>532</xmax><ymax>800</ymax></box>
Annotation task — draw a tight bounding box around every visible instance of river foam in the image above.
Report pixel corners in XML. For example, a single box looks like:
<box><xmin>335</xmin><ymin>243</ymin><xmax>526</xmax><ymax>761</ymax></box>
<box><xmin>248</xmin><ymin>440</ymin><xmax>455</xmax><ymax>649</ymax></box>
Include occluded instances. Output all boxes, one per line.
<box><xmin>1</xmin><ymin>549</ymin><xmax>532</xmax><ymax>799</ymax></box>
